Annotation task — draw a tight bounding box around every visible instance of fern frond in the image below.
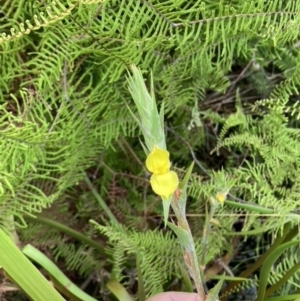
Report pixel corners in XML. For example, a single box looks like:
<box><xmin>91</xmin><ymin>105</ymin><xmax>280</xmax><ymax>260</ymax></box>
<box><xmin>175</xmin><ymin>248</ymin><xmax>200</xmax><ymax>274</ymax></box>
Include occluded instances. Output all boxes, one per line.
<box><xmin>52</xmin><ymin>243</ymin><xmax>102</xmax><ymax>277</ymax></box>
<box><xmin>270</xmin><ymin>246</ymin><xmax>300</xmax><ymax>293</ymax></box>
<box><xmin>0</xmin><ymin>1</ymin><xmax>75</xmax><ymax>44</ymax></box>
<box><xmin>93</xmin><ymin>221</ymin><xmax>225</xmax><ymax>297</ymax></box>
<box><xmin>94</xmin><ymin>223</ymin><xmax>181</xmax><ymax>297</ymax></box>
<box><xmin>2</xmin><ymin>0</ymin><xmax>300</xmax><ymax>298</ymax></box>
<box><xmin>220</xmin><ymin>277</ymin><xmax>258</xmax><ymax>300</ymax></box>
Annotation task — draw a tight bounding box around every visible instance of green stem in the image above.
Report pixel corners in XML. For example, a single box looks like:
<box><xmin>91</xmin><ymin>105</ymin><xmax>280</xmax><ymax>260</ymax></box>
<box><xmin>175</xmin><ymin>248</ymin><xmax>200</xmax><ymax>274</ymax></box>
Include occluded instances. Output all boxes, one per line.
<box><xmin>224</xmin><ymin>200</ymin><xmax>300</xmax><ymax>236</ymax></box>
<box><xmin>83</xmin><ymin>174</ymin><xmax>119</xmax><ymax>226</ymax></box>
<box><xmin>225</xmin><ymin>200</ymin><xmax>300</xmax><ymax>221</ymax></box>
<box><xmin>265</xmin><ymin>295</ymin><xmax>300</xmax><ymax>301</ymax></box>
<box><xmin>24</xmin><ymin>214</ymin><xmax>108</xmax><ymax>256</ymax></box>
<box><xmin>201</xmin><ymin>204</ymin><xmax>217</xmax><ymax>273</ymax></box>
<box><xmin>171</xmin><ymin>200</ymin><xmax>206</xmax><ymax>300</ymax></box>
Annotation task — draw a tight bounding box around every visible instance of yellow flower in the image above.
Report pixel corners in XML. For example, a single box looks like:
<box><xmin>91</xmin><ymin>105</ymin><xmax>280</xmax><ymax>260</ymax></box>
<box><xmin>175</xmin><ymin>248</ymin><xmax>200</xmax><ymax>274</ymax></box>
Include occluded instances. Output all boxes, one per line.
<box><xmin>146</xmin><ymin>146</ymin><xmax>170</xmax><ymax>174</ymax></box>
<box><xmin>150</xmin><ymin>171</ymin><xmax>179</xmax><ymax>199</ymax></box>
<box><xmin>215</xmin><ymin>192</ymin><xmax>226</xmax><ymax>205</ymax></box>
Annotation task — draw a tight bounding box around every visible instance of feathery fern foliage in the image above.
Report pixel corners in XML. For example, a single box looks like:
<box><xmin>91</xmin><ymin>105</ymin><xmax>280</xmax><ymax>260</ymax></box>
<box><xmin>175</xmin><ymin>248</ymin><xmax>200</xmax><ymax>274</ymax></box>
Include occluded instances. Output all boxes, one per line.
<box><xmin>2</xmin><ymin>0</ymin><xmax>300</xmax><ymax>299</ymax></box>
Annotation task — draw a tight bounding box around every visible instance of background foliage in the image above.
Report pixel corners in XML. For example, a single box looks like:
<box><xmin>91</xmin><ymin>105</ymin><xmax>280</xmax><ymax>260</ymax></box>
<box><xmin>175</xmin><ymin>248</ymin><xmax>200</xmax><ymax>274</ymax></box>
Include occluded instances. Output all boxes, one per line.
<box><xmin>1</xmin><ymin>0</ymin><xmax>300</xmax><ymax>300</ymax></box>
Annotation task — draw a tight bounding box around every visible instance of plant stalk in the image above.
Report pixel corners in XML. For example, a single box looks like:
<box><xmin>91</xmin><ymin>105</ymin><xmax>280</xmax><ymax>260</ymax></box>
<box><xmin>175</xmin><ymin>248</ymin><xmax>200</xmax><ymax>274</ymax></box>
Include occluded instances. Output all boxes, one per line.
<box><xmin>171</xmin><ymin>196</ymin><xmax>206</xmax><ymax>300</ymax></box>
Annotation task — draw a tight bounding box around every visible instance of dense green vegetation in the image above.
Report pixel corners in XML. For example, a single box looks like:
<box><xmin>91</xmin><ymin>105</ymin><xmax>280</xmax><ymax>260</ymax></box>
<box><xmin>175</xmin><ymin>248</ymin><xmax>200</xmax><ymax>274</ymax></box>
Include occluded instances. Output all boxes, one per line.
<box><xmin>1</xmin><ymin>0</ymin><xmax>300</xmax><ymax>300</ymax></box>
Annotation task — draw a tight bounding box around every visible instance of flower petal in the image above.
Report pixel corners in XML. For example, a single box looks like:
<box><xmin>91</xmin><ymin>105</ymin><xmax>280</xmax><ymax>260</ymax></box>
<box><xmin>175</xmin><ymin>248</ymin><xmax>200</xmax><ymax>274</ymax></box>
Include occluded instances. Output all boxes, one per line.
<box><xmin>146</xmin><ymin>146</ymin><xmax>170</xmax><ymax>174</ymax></box>
<box><xmin>215</xmin><ymin>192</ymin><xmax>226</xmax><ymax>205</ymax></box>
<box><xmin>150</xmin><ymin>171</ymin><xmax>179</xmax><ymax>198</ymax></box>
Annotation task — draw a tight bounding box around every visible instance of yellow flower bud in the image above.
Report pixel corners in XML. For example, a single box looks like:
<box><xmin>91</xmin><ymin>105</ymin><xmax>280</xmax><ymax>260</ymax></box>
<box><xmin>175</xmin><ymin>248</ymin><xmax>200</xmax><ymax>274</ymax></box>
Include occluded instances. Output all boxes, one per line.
<box><xmin>215</xmin><ymin>192</ymin><xmax>226</xmax><ymax>205</ymax></box>
<box><xmin>150</xmin><ymin>171</ymin><xmax>179</xmax><ymax>199</ymax></box>
<box><xmin>146</xmin><ymin>146</ymin><xmax>170</xmax><ymax>174</ymax></box>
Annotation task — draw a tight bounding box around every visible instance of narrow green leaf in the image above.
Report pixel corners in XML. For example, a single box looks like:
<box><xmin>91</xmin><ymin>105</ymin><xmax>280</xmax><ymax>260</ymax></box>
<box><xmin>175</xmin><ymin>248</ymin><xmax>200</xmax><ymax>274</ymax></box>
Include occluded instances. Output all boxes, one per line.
<box><xmin>179</xmin><ymin>161</ymin><xmax>194</xmax><ymax>190</ymax></box>
<box><xmin>222</xmin><ymin>223</ymin><xmax>298</xmax><ymax>297</ymax></box>
<box><xmin>22</xmin><ymin>244</ymin><xmax>97</xmax><ymax>301</ymax></box>
<box><xmin>265</xmin><ymin>262</ymin><xmax>300</xmax><ymax>298</ymax></box>
<box><xmin>167</xmin><ymin>222</ymin><xmax>190</xmax><ymax>247</ymax></box>
<box><xmin>107</xmin><ymin>280</ymin><xmax>134</xmax><ymax>301</ymax></box>
<box><xmin>24</xmin><ymin>214</ymin><xmax>106</xmax><ymax>255</ymax></box>
<box><xmin>265</xmin><ymin>295</ymin><xmax>300</xmax><ymax>301</ymax></box>
<box><xmin>0</xmin><ymin>230</ymin><xmax>65</xmax><ymax>301</ymax></box>
<box><xmin>159</xmin><ymin>101</ymin><xmax>165</xmax><ymax>136</ymax></box>
<box><xmin>176</xmin><ymin>162</ymin><xmax>194</xmax><ymax>215</ymax></box>
<box><xmin>177</xmin><ymin>260</ymin><xmax>193</xmax><ymax>293</ymax></box>
<box><xmin>84</xmin><ymin>174</ymin><xmax>120</xmax><ymax>227</ymax></box>
<box><xmin>256</xmin><ymin>240</ymin><xmax>300</xmax><ymax>301</ymax></box>
<box><xmin>206</xmin><ymin>276</ymin><xmax>225</xmax><ymax>301</ymax></box>
<box><xmin>162</xmin><ymin>198</ymin><xmax>171</xmax><ymax>226</ymax></box>
<box><xmin>136</xmin><ymin>255</ymin><xmax>146</xmax><ymax>301</ymax></box>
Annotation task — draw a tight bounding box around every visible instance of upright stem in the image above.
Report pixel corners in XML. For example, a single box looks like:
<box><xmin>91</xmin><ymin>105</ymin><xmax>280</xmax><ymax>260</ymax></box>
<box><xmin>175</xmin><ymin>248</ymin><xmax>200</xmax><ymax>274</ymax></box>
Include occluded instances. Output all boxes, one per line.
<box><xmin>171</xmin><ymin>199</ymin><xmax>206</xmax><ymax>300</ymax></box>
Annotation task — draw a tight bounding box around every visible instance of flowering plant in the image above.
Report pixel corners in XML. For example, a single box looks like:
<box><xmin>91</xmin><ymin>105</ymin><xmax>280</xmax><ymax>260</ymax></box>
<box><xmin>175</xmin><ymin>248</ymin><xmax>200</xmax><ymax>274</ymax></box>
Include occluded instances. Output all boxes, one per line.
<box><xmin>126</xmin><ymin>65</ymin><xmax>215</xmax><ymax>301</ymax></box>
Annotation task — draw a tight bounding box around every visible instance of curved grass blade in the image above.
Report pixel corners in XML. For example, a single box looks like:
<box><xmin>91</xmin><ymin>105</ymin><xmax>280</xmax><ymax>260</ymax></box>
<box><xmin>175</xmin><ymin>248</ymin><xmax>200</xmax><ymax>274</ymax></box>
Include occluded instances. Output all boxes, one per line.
<box><xmin>0</xmin><ymin>229</ymin><xmax>65</xmax><ymax>301</ymax></box>
<box><xmin>256</xmin><ymin>241</ymin><xmax>300</xmax><ymax>301</ymax></box>
<box><xmin>106</xmin><ymin>280</ymin><xmax>134</xmax><ymax>301</ymax></box>
<box><xmin>22</xmin><ymin>244</ymin><xmax>97</xmax><ymax>301</ymax></box>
